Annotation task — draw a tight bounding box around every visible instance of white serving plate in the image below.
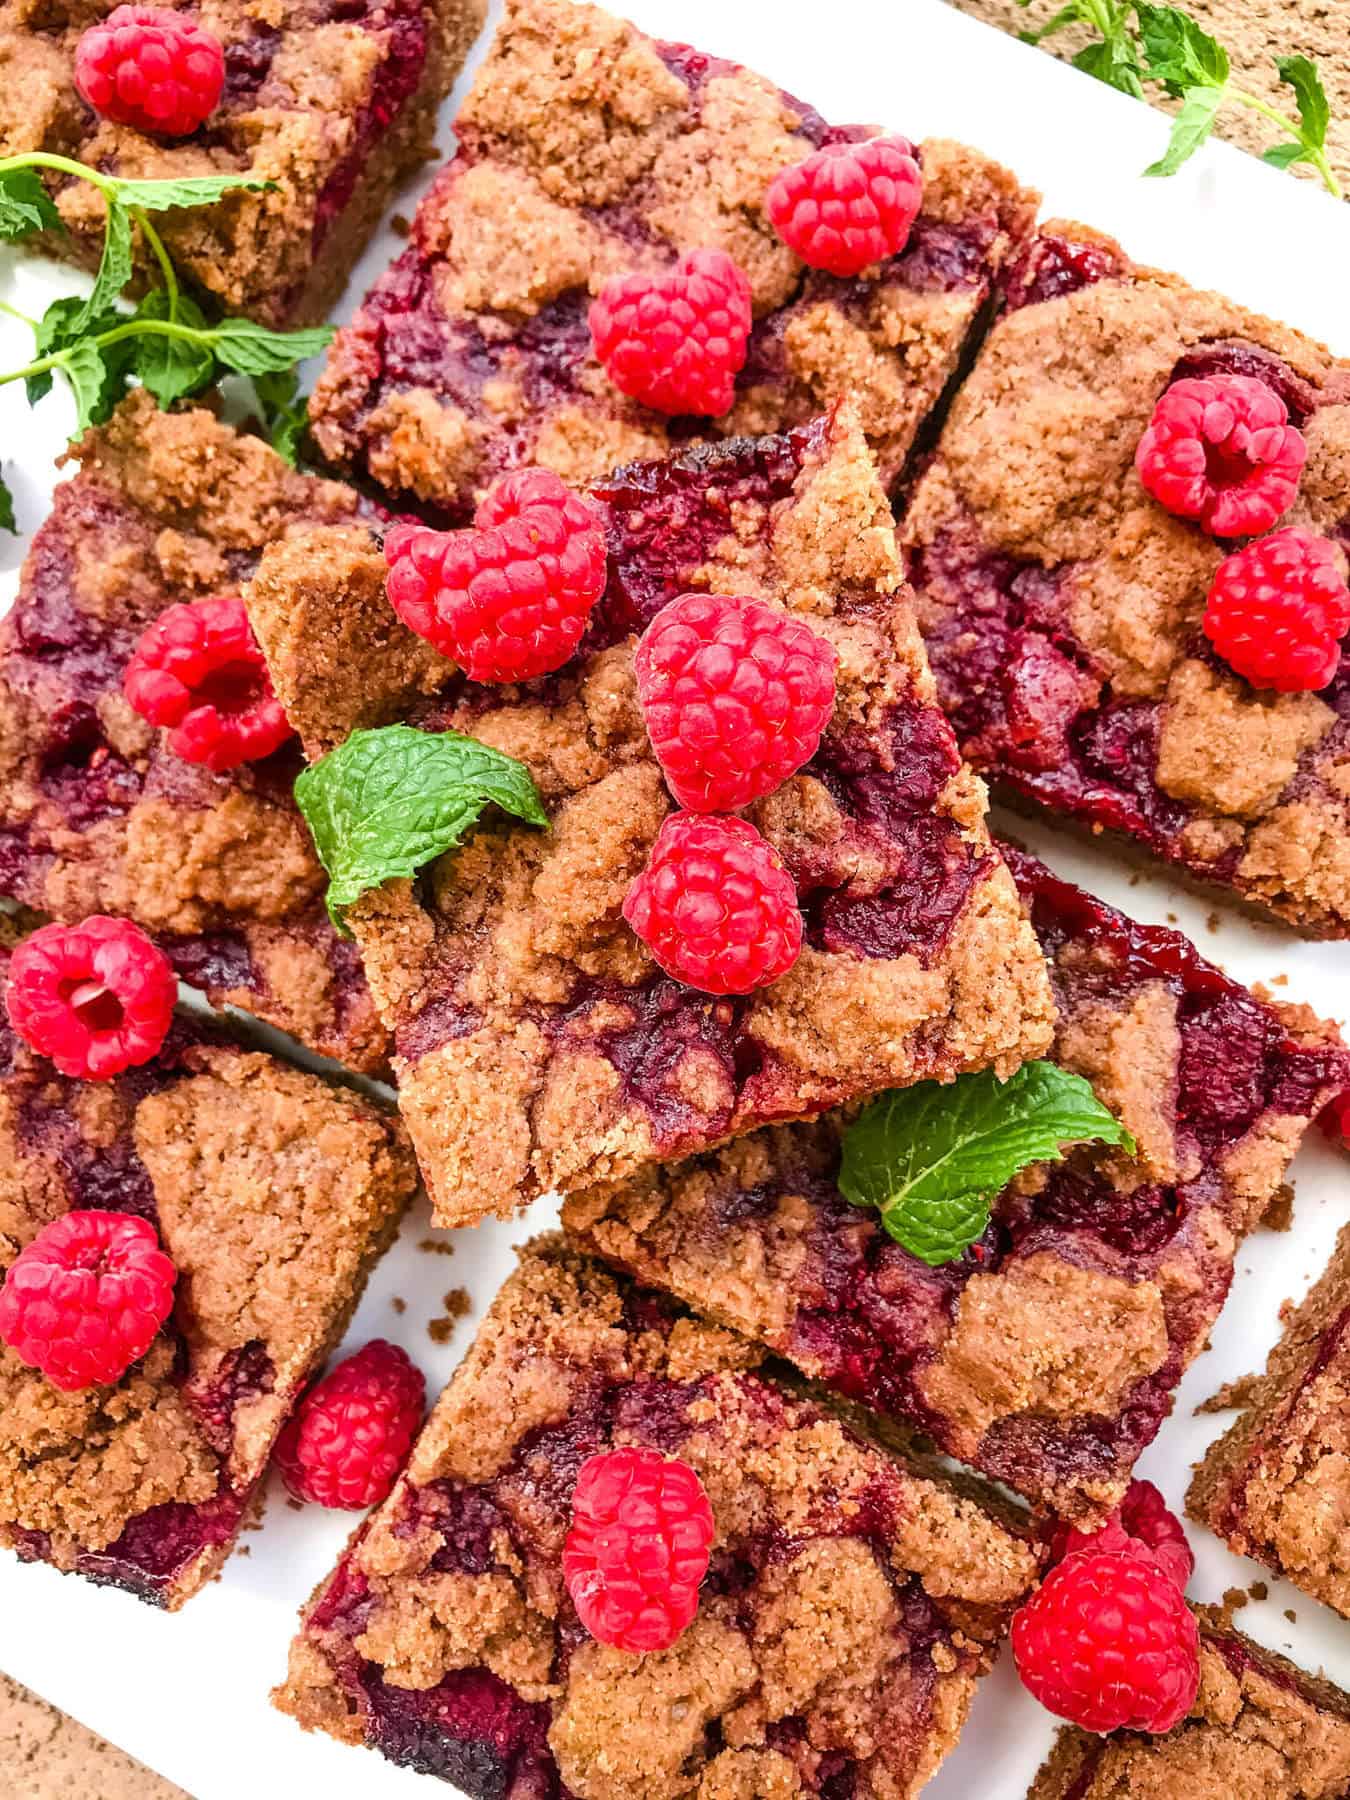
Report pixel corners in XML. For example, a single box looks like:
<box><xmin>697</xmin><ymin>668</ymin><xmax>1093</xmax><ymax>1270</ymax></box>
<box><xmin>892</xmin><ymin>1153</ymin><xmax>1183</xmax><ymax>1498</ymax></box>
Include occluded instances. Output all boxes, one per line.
<box><xmin>0</xmin><ymin>2</ymin><xmax>1348</xmax><ymax>1795</ymax></box>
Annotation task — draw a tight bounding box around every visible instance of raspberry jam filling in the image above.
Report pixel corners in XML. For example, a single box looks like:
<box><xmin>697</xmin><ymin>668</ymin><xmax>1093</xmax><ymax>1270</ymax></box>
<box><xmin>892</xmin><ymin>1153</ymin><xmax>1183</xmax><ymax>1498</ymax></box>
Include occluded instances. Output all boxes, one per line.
<box><xmin>301</xmin><ymin>1345</ymin><xmax>963</xmax><ymax>1797</ymax></box>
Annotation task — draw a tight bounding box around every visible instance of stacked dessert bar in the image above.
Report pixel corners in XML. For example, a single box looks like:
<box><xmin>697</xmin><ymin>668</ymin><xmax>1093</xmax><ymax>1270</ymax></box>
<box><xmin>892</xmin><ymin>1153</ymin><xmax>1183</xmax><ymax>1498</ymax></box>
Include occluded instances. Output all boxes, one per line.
<box><xmin>0</xmin><ymin>0</ymin><xmax>1348</xmax><ymax>1788</ymax></box>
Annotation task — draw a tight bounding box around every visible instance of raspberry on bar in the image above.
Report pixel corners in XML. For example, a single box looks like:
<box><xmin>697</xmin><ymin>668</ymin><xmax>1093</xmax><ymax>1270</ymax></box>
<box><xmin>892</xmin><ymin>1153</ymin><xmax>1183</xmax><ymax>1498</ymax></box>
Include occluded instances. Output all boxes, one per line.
<box><xmin>246</xmin><ymin>404</ymin><xmax>1055</xmax><ymax>1227</ymax></box>
<box><xmin>0</xmin><ymin>393</ymin><xmax>389</xmax><ymax>1071</ymax></box>
<box><xmin>903</xmin><ymin>220</ymin><xmax>1350</xmax><ymax>937</ymax></box>
<box><xmin>274</xmin><ymin>1237</ymin><xmax>1042</xmax><ymax>1797</ymax></box>
<box><xmin>0</xmin><ymin>922</ymin><xmax>418</xmax><ymax>1609</ymax></box>
<box><xmin>1027</xmin><ymin>1607</ymin><xmax>1350</xmax><ymax>1800</ymax></box>
<box><xmin>564</xmin><ymin>846</ymin><xmax>1350</xmax><ymax>1520</ymax></box>
<box><xmin>0</xmin><ymin>0</ymin><xmax>486</xmax><ymax>325</ymax></box>
<box><xmin>308</xmin><ymin>0</ymin><xmax>1038</xmax><ymax>513</ymax></box>
<box><xmin>1188</xmin><ymin>1218</ymin><xmax>1350</xmax><ymax>1621</ymax></box>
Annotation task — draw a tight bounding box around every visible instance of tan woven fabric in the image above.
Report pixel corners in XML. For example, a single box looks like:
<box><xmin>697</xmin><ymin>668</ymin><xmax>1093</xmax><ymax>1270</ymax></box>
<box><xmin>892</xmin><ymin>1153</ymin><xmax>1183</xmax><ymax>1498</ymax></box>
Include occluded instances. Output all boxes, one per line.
<box><xmin>0</xmin><ymin>1673</ymin><xmax>190</xmax><ymax>1800</ymax></box>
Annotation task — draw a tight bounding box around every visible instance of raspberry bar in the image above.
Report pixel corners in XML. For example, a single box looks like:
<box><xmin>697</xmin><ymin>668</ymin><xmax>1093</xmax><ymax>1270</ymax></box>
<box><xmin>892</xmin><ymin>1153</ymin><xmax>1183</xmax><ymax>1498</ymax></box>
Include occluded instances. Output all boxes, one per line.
<box><xmin>275</xmin><ymin>1236</ymin><xmax>1041</xmax><ymax>1798</ymax></box>
<box><xmin>0</xmin><ymin>0</ymin><xmax>485</xmax><ymax>327</ymax></box>
<box><xmin>308</xmin><ymin>0</ymin><xmax>1037</xmax><ymax>513</ymax></box>
<box><xmin>0</xmin><ymin>393</ymin><xmax>388</xmax><ymax>1070</ymax></box>
<box><xmin>0</xmin><ymin>929</ymin><xmax>418</xmax><ymax>1609</ymax></box>
<box><xmin>1188</xmin><ymin>1220</ymin><xmax>1350</xmax><ymax>1619</ymax></box>
<box><xmin>904</xmin><ymin>223</ymin><xmax>1350</xmax><ymax>936</ymax></box>
<box><xmin>564</xmin><ymin>845</ymin><xmax>1350</xmax><ymax>1521</ymax></box>
<box><xmin>1027</xmin><ymin>1607</ymin><xmax>1350</xmax><ymax>1799</ymax></box>
<box><xmin>246</xmin><ymin>404</ymin><xmax>1055</xmax><ymax>1226</ymax></box>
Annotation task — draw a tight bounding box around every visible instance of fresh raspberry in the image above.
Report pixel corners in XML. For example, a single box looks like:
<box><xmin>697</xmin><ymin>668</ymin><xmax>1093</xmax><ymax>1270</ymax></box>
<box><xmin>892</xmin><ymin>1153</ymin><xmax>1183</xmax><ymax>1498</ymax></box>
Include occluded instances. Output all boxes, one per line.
<box><xmin>1320</xmin><ymin>1087</ymin><xmax>1350</xmax><ymax>1145</ymax></box>
<box><xmin>766</xmin><ymin>136</ymin><xmax>923</xmax><ymax>277</ymax></box>
<box><xmin>563</xmin><ymin>1447</ymin><xmax>714</xmax><ymax>1653</ymax></box>
<box><xmin>623</xmin><ymin>813</ymin><xmax>802</xmax><ymax>995</ymax></box>
<box><xmin>589</xmin><ymin>249</ymin><xmax>753</xmax><ymax>418</ymax></box>
<box><xmin>74</xmin><ymin>6</ymin><xmax>224</xmax><ymax>137</ymax></box>
<box><xmin>385</xmin><ymin>469</ymin><xmax>607</xmax><ymax>683</ymax></box>
<box><xmin>123</xmin><ymin>596</ymin><xmax>292</xmax><ymax>771</ymax></box>
<box><xmin>1203</xmin><ymin>527</ymin><xmax>1350</xmax><ymax>692</ymax></box>
<box><xmin>1135</xmin><ymin>373</ymin><xmax>1307</xmax><ymax>537</ymax></box>
<box><xmin>0</xmin><ymin>1210</ymin><xmax>177</xmax><ymax>1391</ymax></box>
<box><xmin>275</xmin><ymin>1339</ymin><xmax>425</xmax><ymax>1510</ymax></box>
<box><xmin>5</xmin><ymin>917</ymin><xmax>176</xmax><ymax>1080</ymax></box>
<box><xmin>634</xmin><ymin>593</ymin><xmax>838</xmax><ymax>812</ymax></box>
<box><xmin>1012</xmin><ymin>1545</ymin><xmax>1200</xmax><ymax>1733</ymax></box>
<box><xmin>1050</xmin><ymin>1479</ymin><xmax>1194</xmax><ymax>1595</ymax></box>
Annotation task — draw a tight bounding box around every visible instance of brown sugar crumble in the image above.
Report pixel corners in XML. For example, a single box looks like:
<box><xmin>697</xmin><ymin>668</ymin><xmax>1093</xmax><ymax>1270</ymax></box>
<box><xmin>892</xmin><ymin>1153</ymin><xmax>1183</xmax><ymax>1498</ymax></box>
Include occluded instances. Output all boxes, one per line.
<box><xmin>391</xmin><ymin>1297</ymin><xmax>407</xmax><ymax>1316</ymax></box>
<box><xmin>247</xmin><ymin>401</ymin><xmax>1054</xmax><ymax>1230</ymax></box>
<box><xmin>0</xmin><ymin>0</ymin><xmax>486</xmax><ymax>325</ymax></box>
<box><xmin>274</xmin><ymin>1237</ymin><xmax>1041</xmax><ymax>1797</ymax></box>
<box><xmin>426</xmin><ymin>1288</ymin><xmax>471</xmax><ymax>1344</ymax></box>
<box><xmin>0</xmin><ymin>939</ymin><xmax>417</xmax><ymax>1608</ymax></box>
<box><xmin>1189</xmin><ymin>1220</ymin><xmax>1350</xmax><ymax>1621</ymax></box>
<box><xmin>308</xmin><ymin>0</ymin><xmax>1039</xmax><ymax>516</ymax></box>
<box><xmin>418</xmin><ymin>1238</ymin><xmax>457</xmax><ymax>1256</ymax></box>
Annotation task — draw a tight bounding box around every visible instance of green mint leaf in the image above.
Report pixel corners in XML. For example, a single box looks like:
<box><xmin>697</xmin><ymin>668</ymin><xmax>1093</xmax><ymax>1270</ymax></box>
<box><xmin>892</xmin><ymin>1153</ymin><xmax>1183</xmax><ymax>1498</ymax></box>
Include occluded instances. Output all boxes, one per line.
<box><xmin>1274</xmin><ymin>54</ymin><xmax>1330</xmax><ymax>154</ymax></box>
<box><xmin>254</xmin><ymin>367</ymin><xmax>308</xmax><ymax>467</ymax></box>
<box><xmin>1019</xmin><ymin>2</ymin><xmax>1085</xmax><ymax>47</ymax></box>
<box><xmin>76</xmin><ymin>200</ymin><xmax>135</xmax><ymax>333</ymax></box>
<box><xmin>1144</xmin><ymin>82</ymin><xmax>1225</xmax><ymax>176</ymax></box>
<box><xmin>0</xmin><ymin>470</ymin><xmax>16</xmax><ymax>534</ymax></box>
<box><xmin>0</xmin><ymin>166</ymin><xmax>62</xmax><ymax>242</ymax></box>
<box><xmin>1262</xmin><ymin>141</ymin><xmax>1307</xmax><ymax>171</ymax></box>
<box><xmin>210</xmin><ymin>319</ymin><xmax>334</xmax><ymax>379</ymax></box>
<box><xmin>103</xmin><ymin>173</ymin><xmax>274</xmax><ymax>213</ymax></box>
<box><xmin>294</xmin><ymin>724</ymin><xmax>550</xmax><ymax>931</ymax></box>
<box><xmin>1136</xmin><ymin>3</ymin><xmax>1228</xmax><ymax>95</ymax></box>
<box><xmin>26</xmin><ymin>295</ymin><xmax>133</xmax><ymax>418</ymax></box>
<box><xmin>130</xmin><ymin>290</ymin><xmax>217</xmax><ymax>405</ymax></box>
<box><xmin>63</xmin><ymin>339</ymin><xmax>119</xmax><ymax>433</ymax></box>
<box><xmin>838</xmin><ymin>1061</ymin><xmax>1135</xmax><ymax>1267</ymax></box>
<box><xmin>1072</xmin><ymin>38</ymin><xmax>1145</xmax><ymax>96</ymax></box>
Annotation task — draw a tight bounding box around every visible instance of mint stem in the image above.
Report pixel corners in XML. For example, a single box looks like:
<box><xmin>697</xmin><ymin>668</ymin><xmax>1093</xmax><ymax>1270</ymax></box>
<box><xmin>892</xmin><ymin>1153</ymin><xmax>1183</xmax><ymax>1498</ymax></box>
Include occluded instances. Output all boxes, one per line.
<box><xmin>0</xmin><ymin>316</ymin><xmax>218</xmax><ymax>388</ymax></box>
<box><xmin>1229</xmin><ymin>85</ymin><xmax>1343</xmax><ymax>196</ymax></box>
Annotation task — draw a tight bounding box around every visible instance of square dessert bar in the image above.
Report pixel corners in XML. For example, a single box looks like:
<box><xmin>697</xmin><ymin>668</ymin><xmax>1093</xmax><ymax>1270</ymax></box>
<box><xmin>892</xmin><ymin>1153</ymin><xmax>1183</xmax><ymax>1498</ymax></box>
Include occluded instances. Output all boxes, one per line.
<box><xmin>275</xmin><ymin>1236</ymin><xmax>1042</xmax><ymax>1799</ymax></box>
<box><xmin>564</xmin><ymin>844</ymin><xmax>1350</xmax><ymax>1522</ymax></box>
<box><xmin>0</xmin><ymin>0</ymin><xmax>485</xmax><ymax>327</ymax></box>
<box><xmin>0</xmin><ymin>392</ymin><xmax>389</xmax><ymax>1071</ymax></box>
<box><xmin>247</xmin><ymin>403</ymin><xmax>1055</xmax><ymax>1226</ymax></box>
<box><xmin>903</xmin><ymin>222</ymin><xmax>1350</xmax><ymax>936</ymax></box>
<box><xmin>1188</xmin><ymin>1219</ymin><xmax>1350</xmax><ymax>1619</ymax></box>
<box><xmin>0</xmin><ymin>933</ymin><xmax>418</xmax><ymax>1609</ymax></box>
<box><xmin>308</xmin><ymin>0</ymin><xmax>1038</xmax><ymax>513</ymax></box>
<box><xmin>1027</xmin><ymin>1606</ymin><xmax>1350</xmax><ymax>1800</ymax></box>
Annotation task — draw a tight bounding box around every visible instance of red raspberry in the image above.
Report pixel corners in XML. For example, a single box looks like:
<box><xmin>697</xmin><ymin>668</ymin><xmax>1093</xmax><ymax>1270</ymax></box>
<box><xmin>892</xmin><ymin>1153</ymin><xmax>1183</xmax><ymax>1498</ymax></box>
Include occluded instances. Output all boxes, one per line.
<box><xmin>1012</xmin><ymin>1545</ymin><xmax>1200</xmax><ymax>1733</ymax></box>
<box><xmin>563</xmin><ymin>1447</ymin><xmax>714</xmax><ymax>1653</ymax></box>
<box><xmin>275</xmin><ymin>1339</ymin><xmax>425</xmax><ymax>1510</ymax></box>
<box><xmin>0</xmin><ymin>1210</ymin><xmax>177</xmax><ymax>1391</ymax></box>
<box><xmin>1203</xmin><ymin>527</ymin><xmax>1350</xmax><ymax>692</ymax></box>
<box><xmin>385</xmin><ymin>469</ymin><xmax>607</xmax><ymax>683</ymax></box>
<box><xmin>766</xmin><ymin>136</ymin><xmax>923</xmax><ymax>277</ymax></box>
<box><xmin>623</xmin><ymin>813</ymin><xmax>802</xmax><ymax>995</ymax></box>
<box><xmin>1320</xmin><ymin>1087</ymin><xmax>1350</xmax><ymax>1145</ymax></box>
<box><xmin>123</xmin><ymin>596</ymin><xmax>292</xmax><ymax>771</ymax></box>
<box><xmin>634</xmin><ymin>593</ymin><xmax>837</xmax><ymax>812</ymax></box>
<box><xmin>1050</xmin><ymin>1479</ymin><xmax>1194</xmax><ymax>1595</ymax></box>
<box><xmin>74</xmin><ymin>6</ymin><xmax>224</xmax><ymax>138</ymax></box>
<box><xmin>1135</xmin><ymin>373</ymin><xmax>1307</xmax><ymax>538</ymax></box>
<box><xmin>5</xmin><ymin>917</ymin><xmax>176</xmax><ymax>1080</ymax></box>
<box><xmin>589</xmin><ymin>249</ymin><xmax>753</xmax><ymax>418</ymax></box>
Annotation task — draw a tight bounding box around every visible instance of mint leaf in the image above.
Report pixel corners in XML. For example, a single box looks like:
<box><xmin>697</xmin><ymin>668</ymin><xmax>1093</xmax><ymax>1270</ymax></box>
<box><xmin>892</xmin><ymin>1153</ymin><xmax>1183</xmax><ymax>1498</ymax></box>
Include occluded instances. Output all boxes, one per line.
<box><xmin>1073</xmin><ymin>37</ymin><xmax>1146</xmax><ymax>96</ymax></box>
<box><xmin>26</xmin><ymin>296</ymin><xmax>98</xmax><ymax>404</ymax></box>
<box><xmin>1144</xmin><ymin>83</ymin><xmax>1225</xmax><ymax>175</ymax></box>
<box><xmin>1136</xmin><ymin>4</ymin><xmax>1229</xmax><ymax>95</ymax></box>
<box><xmin>0</xmin><ymin>470</ymin><xmax>15</xmax><ymax>533</ymax></box>
<box><xmin>1275</xmin><ymin>53</ymin><xmax>1330</xmax><ymax>150</ymax></box>
<box><xmin>838</xmin><ymin>1062</ymin><xmax>1135</xmax><ymax>1267</ymax></box>
<box><xmin>294</xmin><ymin>724</ymin><xmax>550</xmax><ymax>931</ymax></box>
<box><xmin>104</xmin><ymin>172</ymin><xmax>274</xmax><ymax>212</ymax></box>
<box><xmin>77</xmin><ymin>200</ymin><xmax>134</xmax><ymax>332</ymax></box>
<box><xmin>1262</xmin><ymin>141</ymin><xmax>1306</xmax><ymax>171</ymax></box>
<box><xmin>0</xmin><ymin>167</ymin><xmax>62</xmax><ymax>242</ymax></box>
<box><xmin>131</xmin><ymin>290</ymin><xmax>217</xmax><ymax>405</ymax></box>
<box><xmin>63</xmin><ymin>338</ymin><xmax>122</xmax><ymax>432</ymax></box>
<box><xmin>254</xmin><ymin>368</ymin><xmax>308</xmax><ymax>466</ymax></box>
<box><xmin>211</xmin><ymin>319</ymin><xmax>334</xmax><ymax>378</ymax></box>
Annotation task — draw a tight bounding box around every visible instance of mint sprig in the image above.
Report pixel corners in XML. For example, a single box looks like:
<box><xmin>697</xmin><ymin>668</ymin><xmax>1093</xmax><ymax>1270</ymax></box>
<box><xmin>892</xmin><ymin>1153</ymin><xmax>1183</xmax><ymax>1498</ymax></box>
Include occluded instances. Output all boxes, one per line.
<box><xmin>295</xmin><ymin>724</ymin><xmax>550</xmax><ymax>931</ymax></box>
<box><xmin>838</xmin><ymin>1062</ymin><xmax>1135</xmax><ymax>1267</ymax></box>
<box><xmin>1016</xmin><ymin>2</ymin><xmax>1341</xmax><ymax>196</ymax></box>
<box><xmin>0</xmin><ymin>152</ymin><xmax>334</xmax><ymax>524</ymax></box>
